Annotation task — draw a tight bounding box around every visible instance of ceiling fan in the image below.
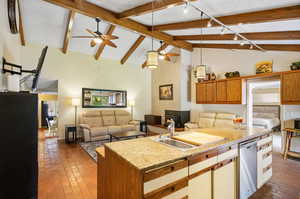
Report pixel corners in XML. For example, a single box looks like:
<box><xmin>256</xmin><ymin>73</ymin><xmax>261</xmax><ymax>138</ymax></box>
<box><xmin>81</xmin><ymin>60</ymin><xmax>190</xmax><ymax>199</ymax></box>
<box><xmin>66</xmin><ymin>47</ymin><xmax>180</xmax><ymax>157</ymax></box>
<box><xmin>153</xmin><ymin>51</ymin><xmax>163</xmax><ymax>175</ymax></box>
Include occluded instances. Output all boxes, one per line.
<box><xmin>72</xmin><ymin>18</ymin><xmax>118</xmax><ymax>48</ymax></box>
<box><xmin>158</xmin><ymin>41</ymin><xmax>180</xmax><ymax>61</ymax></box>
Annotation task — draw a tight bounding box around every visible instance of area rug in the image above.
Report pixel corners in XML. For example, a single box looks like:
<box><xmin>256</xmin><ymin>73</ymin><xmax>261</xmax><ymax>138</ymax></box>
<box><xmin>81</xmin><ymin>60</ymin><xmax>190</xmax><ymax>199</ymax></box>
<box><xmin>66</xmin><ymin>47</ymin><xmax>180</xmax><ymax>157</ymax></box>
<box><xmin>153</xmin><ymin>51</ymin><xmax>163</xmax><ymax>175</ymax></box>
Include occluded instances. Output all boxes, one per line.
<box><xmin>79</xmin><ymin>139</ymin><xmax>109</xmax><ymax>162</ymax></box>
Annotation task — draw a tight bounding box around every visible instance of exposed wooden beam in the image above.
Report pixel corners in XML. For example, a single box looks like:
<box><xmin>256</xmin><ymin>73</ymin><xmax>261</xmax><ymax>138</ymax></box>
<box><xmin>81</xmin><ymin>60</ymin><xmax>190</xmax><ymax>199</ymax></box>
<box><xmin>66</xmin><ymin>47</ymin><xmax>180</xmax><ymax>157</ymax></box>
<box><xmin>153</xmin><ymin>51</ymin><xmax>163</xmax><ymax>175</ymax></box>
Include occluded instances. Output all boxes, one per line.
<box><xmin>17</xmin><ymin>0</ymin><xmax>25</xmax><ymax>46</ymax></box>
<box><xmin>95</xmin><ymin>25</ymin><xmax>116</xmax><ymax>60</ymax></box>
<box><xmin>192</xmin><ymin>43</ymin><xmax>300</xmax><ymax>51</ymax></box>
<box><xmin>174</xmin><ymin>31</ymin><xmax>300</xmax><ymax>40</ymax></box>
<box><xmin>62</xmin><ymin>10</ymin><xmax>76</xmax><ymax>54</ymax></box>
<box><xmin>142</xmin><ymin>43</ymin><xmax>169</xmax><ymax>68</ymax></box>
<box><xmin>121</xmin><ymin>35</ymin><xmax>145</xmax><ymax>65</ymax></box>
<box><xmin>43</xmin><ymin>0</ymin><xmax>193</xmax><ymax>51</ymax></box>
<box><xmin>154</xmin><ymin>5</ymin><xmax>300</xmax><ymax>31</ymax></box>
<box><xmin>118</xmin><ymin>0</ymin><xmax>195</xmax><ymax>19</ymax></box>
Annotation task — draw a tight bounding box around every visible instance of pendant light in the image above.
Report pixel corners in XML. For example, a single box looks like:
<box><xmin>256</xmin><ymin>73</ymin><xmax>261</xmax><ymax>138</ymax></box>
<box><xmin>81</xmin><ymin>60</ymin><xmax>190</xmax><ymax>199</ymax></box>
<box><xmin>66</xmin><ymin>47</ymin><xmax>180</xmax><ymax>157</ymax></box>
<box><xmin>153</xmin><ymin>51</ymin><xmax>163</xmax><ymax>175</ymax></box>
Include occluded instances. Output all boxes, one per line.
<box><xmin>199</xmin><ymin>12</ymin><xmax>206</xmax><ymax>68</ymax></box>
<box><xmin>146</xmin><ymin>1</ymin><xmax>158</xmax><ymax>69</ymax></box>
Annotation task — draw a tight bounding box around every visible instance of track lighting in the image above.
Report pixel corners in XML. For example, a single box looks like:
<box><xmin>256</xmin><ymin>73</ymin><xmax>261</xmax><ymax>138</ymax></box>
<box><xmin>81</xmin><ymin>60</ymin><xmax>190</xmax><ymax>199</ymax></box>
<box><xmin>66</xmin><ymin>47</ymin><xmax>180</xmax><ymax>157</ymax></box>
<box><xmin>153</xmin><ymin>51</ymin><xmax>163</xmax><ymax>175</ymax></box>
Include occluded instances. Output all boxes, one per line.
<box><xmin>240</xmin><ymin>41</ymin><xmax>245</xmax><ymax>46</ymax></box>
<box><xmin>220</xmin><ymin>28</ymin><xmax>225</xmax><ymax>35</ymax></box>
<box><xmin>183</xmin><ymin>2</ymin><xmax>189</xmax><ymax>14</ymax></box>
<box><xmin>249</xmin><ymin>45</ymin><xmax>253</xmax><ymax>49</ymax></box>
<box><xmin>207</xmin><ymin>19</ymin><xmax>212</xmax><ymax>27</ymax></box>
<box><xmin>233</xmin><ymin>35</ymin><xmax>238</xmax><ymax>41</ymax></box>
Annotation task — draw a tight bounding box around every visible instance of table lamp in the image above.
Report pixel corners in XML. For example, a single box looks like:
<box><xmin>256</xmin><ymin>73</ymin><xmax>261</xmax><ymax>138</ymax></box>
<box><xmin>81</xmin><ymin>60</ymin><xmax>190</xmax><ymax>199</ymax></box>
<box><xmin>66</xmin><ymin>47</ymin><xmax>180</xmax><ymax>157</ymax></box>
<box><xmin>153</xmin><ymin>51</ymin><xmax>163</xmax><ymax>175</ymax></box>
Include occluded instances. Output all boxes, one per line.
<box><xmin>72</xmin><ymin>98</ymin><xmax>80</xmax><ymax>127</ymax></box>
<box><xmin>128</xmin><ymin>99</ymin><xmax>135</xmax><ymax>121</ymax></box>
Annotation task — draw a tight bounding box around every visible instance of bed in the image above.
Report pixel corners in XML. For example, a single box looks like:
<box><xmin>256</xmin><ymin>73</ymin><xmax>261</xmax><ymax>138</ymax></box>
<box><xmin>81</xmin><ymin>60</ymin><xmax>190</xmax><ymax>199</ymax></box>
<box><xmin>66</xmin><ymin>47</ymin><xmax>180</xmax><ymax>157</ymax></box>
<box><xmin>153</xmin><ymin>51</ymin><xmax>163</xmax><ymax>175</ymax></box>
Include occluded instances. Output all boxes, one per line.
<box><xmin>253</xmin><ymin>105</ymin><xmax>281</xmax><ymax>131</ymax></box>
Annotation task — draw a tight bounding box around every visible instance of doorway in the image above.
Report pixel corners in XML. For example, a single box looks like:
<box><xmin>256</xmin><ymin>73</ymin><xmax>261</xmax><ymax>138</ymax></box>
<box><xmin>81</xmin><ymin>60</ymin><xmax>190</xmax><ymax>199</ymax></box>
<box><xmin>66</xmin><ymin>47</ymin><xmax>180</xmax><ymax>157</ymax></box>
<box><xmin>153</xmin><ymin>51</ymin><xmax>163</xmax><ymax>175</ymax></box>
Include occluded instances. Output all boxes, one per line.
<box><xmin>247</xmin><ymin>77</ymin><xmax>282</xmax><ymax>152</ymax></box>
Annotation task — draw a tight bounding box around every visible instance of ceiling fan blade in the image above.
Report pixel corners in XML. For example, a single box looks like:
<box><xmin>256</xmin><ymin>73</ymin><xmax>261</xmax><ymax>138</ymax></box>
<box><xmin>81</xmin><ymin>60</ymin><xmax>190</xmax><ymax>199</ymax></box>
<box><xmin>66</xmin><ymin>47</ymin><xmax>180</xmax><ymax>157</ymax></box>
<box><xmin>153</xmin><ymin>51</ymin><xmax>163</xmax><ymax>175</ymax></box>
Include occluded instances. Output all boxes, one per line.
<box><xmin>90</xmin><ymin>39</ymin><xmax>97</xmax><ymax>47</ymax></box>
<box><xmin>164</xmin><ymin>55</ymin><xmax>171</xmax><ymax>61</ymax></box>
<box><xmin>103</xmin><ymin>39</ymin><xmax>117</xmax><ymax>48</ymax></box>
<box><xmin>166</xmin><ymin>53</ymin><xmax>180</xmax><ymax>57</ymax></box>
<box><xmin>101</xmin><ymin>35</ymin><xmax>119</xmax><ymax>40</ymax></box>
<box><xmin>86</xmin><ymin>29</ymin><xmax>98</xmax><ymax>37</ymax></box>
<box><xmin>72</xmin><ymin>36</ymin><xmax>95</xmax><ymax>38</ymax></box>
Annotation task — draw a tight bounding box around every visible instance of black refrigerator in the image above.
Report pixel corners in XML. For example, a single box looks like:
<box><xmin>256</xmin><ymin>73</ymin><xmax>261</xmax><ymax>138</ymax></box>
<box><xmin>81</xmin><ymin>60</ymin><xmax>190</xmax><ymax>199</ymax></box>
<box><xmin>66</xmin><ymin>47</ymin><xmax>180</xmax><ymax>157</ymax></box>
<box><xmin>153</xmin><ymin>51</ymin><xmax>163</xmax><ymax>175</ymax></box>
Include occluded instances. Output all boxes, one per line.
<box><xmin>0</xmin><ymin>92</ymin><xmax>38</xmax><ymax>199</ymax></box>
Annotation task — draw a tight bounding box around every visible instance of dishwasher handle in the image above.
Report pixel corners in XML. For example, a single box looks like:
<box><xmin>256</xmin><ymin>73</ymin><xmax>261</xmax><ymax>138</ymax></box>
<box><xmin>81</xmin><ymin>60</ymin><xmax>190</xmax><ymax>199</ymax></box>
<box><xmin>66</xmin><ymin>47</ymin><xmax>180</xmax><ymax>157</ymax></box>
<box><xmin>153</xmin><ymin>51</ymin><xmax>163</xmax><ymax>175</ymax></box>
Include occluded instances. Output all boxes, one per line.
<box><xmin>240</xmin><ymin>138</ymin><xmax>258</xmax><ymax>148</ymax></box>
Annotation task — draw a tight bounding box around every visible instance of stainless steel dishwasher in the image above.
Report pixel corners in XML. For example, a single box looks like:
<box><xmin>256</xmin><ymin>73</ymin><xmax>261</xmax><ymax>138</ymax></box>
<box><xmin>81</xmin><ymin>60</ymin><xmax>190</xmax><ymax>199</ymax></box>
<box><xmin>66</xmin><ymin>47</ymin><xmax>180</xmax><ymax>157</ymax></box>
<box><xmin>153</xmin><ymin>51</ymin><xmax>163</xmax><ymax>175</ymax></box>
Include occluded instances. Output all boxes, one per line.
<box><xmin>239</xmin><ymin>139</ymin><xmax>258</xmax><ymax>199</ymax></box>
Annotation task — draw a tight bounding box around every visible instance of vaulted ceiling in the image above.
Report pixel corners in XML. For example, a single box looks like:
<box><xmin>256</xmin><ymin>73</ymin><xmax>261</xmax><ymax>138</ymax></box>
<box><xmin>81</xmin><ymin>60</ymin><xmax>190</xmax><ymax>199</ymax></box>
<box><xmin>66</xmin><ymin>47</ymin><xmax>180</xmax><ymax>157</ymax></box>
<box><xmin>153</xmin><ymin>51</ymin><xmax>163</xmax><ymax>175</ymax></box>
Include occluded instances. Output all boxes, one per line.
<box><xmin>18</xmin><ymin>0</ymin><xmax>300</xmax><ymax>65</ymax></box>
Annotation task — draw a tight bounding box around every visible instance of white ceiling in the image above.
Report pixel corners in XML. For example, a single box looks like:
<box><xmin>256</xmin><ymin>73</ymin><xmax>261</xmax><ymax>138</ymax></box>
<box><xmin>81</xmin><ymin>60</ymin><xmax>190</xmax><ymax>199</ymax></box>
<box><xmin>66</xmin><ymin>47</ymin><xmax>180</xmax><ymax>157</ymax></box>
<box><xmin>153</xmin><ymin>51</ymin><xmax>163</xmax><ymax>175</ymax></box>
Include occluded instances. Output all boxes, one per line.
<box><xmin>21</xmin><ymin>0</ymin><xmax>300</xmax><ymax>64</ymax></box>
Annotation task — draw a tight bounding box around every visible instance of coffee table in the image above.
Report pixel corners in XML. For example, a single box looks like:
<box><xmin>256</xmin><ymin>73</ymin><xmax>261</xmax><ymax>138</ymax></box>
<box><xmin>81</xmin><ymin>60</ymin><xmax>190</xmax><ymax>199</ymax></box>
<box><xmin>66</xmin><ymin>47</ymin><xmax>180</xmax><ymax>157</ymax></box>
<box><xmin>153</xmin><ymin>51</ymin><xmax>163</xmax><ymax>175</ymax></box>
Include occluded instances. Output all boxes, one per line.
<box><xmin>109</xmin><ymin>131</ymin><xmax>146</xmax><ymax>142</ymax></box>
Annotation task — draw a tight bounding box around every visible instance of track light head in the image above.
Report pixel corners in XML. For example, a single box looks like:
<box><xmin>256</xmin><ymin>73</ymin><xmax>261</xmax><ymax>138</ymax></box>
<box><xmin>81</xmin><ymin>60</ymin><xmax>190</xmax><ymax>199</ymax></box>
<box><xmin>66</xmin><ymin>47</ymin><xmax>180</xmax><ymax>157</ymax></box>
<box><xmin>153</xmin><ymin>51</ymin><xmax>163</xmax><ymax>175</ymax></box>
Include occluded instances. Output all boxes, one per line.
<box><xmin>233</xmin><ymin>35</ymin><xmax>238</xmax><ymax>41</ymax></box>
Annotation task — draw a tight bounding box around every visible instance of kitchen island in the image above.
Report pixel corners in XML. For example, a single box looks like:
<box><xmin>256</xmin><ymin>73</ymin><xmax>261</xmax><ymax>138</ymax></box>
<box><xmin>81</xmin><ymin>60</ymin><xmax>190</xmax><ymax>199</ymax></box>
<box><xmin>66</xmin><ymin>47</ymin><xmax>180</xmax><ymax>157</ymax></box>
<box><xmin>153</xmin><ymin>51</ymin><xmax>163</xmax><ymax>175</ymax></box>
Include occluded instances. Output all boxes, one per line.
<box><xmin>96</xmin><ymin>128</ymin><xmax>273</xmax><ymax>199</ymax></box>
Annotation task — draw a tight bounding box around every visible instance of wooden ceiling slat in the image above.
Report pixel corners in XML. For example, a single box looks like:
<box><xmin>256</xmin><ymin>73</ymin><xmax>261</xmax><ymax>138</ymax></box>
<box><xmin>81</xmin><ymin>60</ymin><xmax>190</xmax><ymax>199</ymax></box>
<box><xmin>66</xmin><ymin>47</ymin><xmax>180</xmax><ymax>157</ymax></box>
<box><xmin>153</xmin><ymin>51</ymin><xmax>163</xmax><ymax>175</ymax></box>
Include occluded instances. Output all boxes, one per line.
<box><xmin>174</xmin><ymin>31</ymin><xmax>300</xmax><ymax>40</ymax></box>
<box><xmin>154</xmin><ymin>5</ymin><xmax>300</xmax><ymax>31</ymax></box>
<box><xmin>192</xmin><ymin>43</ymin><xmax>300</xmax><ymax>51</ymax></box>
<box><xmin>142</xmin><ymin>43</ymin><xmax>169</xmax><ymax>68</ymax></box>
<box><xmin>121</xmin><ymin>35</ymin><xmax>145</xmax><ymax>65</ymax></box>
<box><xmin>118</xmin><ymin>0</ymin><xmax>196</xmax><ymax>19</ymax></box>
<box><xmin>43</xmin><ymin>0</ymin><xmax>193</xmax><ymax>51</ymax></box>
<box><xmin>62</xmin><ymin>10</ymin><xmax>76</xmax><ymax>54</ymax></box>
<box><xmin>94</xmin><ymin>25</ymin><xmax>116</xmax><ymax>60</ymax></box>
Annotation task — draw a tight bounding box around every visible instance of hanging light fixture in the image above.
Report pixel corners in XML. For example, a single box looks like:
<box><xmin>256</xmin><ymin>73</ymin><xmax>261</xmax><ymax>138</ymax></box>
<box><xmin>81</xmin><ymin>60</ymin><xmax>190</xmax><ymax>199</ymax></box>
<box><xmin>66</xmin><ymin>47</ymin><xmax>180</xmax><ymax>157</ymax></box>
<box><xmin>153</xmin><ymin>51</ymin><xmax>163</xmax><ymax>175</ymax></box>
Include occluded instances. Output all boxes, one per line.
<box><xmin>146</xmin><ymin>1</ymin><xmax>158</xmax><ymax>69</ymax></box>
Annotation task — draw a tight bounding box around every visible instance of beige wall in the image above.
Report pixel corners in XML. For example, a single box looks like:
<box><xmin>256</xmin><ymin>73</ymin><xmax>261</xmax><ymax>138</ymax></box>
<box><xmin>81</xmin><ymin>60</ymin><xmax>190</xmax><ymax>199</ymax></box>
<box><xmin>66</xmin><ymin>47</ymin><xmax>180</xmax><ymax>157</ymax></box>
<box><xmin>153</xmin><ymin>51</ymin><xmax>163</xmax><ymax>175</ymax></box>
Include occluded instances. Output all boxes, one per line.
<box><xmin>190</xmin><ymin>48</ymin><xmax>300</xmax><ymax>121</ymax></box>
<box><xmin>20</xmin><ymin>43</ymin><xmax>151</xmax><ymax>138</ymax></box>
<box><xmin>151</xmin><ymin>49</ymin><xmax>192</xmax><ymax>122</ymax></box>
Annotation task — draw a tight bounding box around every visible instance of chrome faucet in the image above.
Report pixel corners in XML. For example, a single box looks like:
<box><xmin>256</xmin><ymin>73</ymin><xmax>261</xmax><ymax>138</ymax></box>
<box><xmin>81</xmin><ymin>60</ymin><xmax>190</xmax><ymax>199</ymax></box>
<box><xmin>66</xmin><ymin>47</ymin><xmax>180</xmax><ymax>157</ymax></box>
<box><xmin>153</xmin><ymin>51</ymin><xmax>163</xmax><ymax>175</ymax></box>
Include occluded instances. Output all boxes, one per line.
<box><xmin>167</xmin><ymin>119</ymin><xmax>175</xmax><ymax>137</ymax></box>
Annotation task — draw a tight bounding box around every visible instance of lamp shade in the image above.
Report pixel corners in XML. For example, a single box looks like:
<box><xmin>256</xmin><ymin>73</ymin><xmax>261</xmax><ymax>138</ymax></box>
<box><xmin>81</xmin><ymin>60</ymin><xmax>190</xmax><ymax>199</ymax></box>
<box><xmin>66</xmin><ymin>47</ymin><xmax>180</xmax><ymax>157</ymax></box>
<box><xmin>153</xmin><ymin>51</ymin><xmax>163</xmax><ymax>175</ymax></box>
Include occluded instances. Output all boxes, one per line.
<box><xmin>128</xmin><ymin>99</ymin><xmax>135</xmax><ymax>107</ymax></box>
<box><xmin>72</xmin><ymin>98</ymin><xmax>80</xmax><ymax>106</ymax></box>
<box><xmin>146</xmin><ymin>50</ymin><xmax>158</xmax><ymax>69</ymax></box>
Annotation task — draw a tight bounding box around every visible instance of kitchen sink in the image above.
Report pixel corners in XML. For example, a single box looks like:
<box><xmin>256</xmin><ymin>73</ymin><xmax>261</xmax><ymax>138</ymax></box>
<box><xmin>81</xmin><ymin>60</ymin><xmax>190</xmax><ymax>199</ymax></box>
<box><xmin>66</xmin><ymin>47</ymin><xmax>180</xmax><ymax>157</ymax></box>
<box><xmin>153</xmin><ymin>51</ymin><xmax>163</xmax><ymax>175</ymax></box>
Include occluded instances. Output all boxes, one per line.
<box><xmin>153</xmin><ymin>137</ymin><xmax>197</xmax><ymax>151</ymax></box>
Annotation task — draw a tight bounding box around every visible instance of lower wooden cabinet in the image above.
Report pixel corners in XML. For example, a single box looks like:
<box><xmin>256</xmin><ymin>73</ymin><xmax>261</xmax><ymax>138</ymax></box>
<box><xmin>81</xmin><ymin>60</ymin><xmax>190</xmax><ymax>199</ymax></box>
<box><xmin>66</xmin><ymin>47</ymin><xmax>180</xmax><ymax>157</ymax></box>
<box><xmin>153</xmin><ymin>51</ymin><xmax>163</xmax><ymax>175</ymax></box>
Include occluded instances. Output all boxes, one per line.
<box><xmin>213</xmin><ymin>160</ymin><xmax>237</xmax><ymax>199</ymax></box>
<box><xmin>188</xmin><ymin>170</ymin><xmax>212</xmax><ymax>199</ymax></box>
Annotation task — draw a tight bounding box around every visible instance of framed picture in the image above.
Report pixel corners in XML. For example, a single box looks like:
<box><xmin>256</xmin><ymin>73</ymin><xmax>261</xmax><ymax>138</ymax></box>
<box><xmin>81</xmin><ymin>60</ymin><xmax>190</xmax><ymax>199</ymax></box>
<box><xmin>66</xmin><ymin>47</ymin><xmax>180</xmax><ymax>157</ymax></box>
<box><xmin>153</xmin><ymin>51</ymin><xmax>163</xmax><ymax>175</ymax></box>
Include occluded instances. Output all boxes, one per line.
<box><xmin>196</xmin><ymin>65</ymin><xmax>206</xmax><ymax>79</ymax></box>
<box><xmin>159</xmin><ymin>84</ymin><xmax>173</xmax><ymax>100</ymax></box>
<box><xmin>82</xmin><ymin>88</ymin><xmax>127</xmax><ymax>108</ymax></box>
<box><xmin>256</xmin><ymin>61</ymin><xmax>273</xmax><ymax>74</ymax></box>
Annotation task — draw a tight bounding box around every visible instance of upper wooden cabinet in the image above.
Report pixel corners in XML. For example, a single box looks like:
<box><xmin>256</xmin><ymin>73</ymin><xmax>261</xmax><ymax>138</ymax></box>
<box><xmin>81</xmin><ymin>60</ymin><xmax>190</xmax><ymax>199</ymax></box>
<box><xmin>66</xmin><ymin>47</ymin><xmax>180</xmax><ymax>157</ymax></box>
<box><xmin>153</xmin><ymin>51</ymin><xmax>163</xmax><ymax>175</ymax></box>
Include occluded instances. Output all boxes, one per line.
<box><xmin>196</xmin><ymin>82</ymin><xmax>216</xmax><ymax>104</ymax></box>
<box><xmin>226</xmin><ymin>79</ymin><xmax>242</xmax><ymax>104</ymax></box>
<box><xmin>281</xmin><ymin>71</ymin><xmax>300</xmax><ymax>104</ymax></box>
<box><xmin>196</xmin><ymin>83</ymin><xmax>206</xmax><ymax>104</ymax></box>
<box><xmin>196</xmin><ymin>78</ymin><xmax>244</xmax><ymax>104</ymax></box>
<box><xmin>216</xmin><ymin>80</ymin><xmax>227</xmax><ymax>103</ymax></box>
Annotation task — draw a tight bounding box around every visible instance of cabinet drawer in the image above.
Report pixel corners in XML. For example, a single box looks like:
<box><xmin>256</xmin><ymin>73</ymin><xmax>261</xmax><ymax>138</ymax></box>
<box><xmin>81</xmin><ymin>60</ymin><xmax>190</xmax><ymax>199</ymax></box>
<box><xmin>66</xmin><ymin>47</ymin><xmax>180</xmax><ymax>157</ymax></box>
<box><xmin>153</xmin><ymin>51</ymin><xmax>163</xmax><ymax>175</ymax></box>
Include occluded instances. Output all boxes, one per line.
<box><xmin>144</xmin><ymin>160</ymin><xmax>188</xmax><ymax>195</ymax></box>
<box><xmin>144</xmin><ymin>178</ymin><xmax>188</xmax><ymax>199</ymax></box>
<box><xmin>218</xmin><ymin>146</ymin><xmax>238</xmax><ymax>162</ymax></box>
<box><xmin>188</xmin><ymin>150</ymin><xmax>218</xmax><ymax>175</ymax></box>
<box><xmin>263</xmin><ymin>167</ymin><xmax>272</xmax><ymax>184</ymax></box>
<box><xmin>262</xmin><ymin>153</ymin><xmax>272</xmax><ymax>169</ymax></box>
<box><xmin>257</xmin><ymin>135</ymin><xmax>272</xmax><ymax>147</ymax></box>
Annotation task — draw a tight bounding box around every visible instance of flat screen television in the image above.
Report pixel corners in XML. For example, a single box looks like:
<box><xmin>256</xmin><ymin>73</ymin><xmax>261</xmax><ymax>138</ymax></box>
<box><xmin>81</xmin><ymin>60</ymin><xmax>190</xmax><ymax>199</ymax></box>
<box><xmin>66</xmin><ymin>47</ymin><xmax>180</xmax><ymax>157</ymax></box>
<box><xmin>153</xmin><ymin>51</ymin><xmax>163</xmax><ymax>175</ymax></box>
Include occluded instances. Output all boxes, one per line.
<box><xmin>32</xmin><ymin>46</ymin><xmax>48</xmax><ymax>91</ymax></box>
<box><xmin>82</xmin><ymin>88</ymin><xmax>127</xmax><ymax>108</ymax></box>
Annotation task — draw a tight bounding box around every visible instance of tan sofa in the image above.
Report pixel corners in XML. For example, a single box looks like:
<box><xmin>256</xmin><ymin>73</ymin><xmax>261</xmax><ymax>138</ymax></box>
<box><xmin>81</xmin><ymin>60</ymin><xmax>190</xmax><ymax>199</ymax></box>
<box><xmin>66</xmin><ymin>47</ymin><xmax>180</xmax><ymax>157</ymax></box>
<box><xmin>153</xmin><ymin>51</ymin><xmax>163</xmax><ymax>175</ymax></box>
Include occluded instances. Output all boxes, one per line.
<box><xmin>185</xmin><ymin>112</ymin><xmax>236</xmax><ymax>131</ymax></box>
<box><xmin>80</xmin><ymin>110</ymin><xmax>139</xmax><ymax>142</ymax></box>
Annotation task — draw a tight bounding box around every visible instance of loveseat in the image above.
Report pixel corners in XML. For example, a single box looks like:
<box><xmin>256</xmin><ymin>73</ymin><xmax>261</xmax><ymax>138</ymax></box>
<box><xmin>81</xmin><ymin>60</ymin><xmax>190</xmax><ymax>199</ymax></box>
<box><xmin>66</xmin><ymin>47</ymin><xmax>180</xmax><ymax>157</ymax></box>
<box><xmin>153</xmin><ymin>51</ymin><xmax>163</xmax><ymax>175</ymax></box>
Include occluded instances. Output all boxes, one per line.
<box><xmin>185</xmin><ymin>112</ymin><xmax>236</xmax><ymax>131</ymax></box>
<box><xmin>79</xmin><ymin>110</ymin><xmax>139</xmax><ymax>142</ymax></box>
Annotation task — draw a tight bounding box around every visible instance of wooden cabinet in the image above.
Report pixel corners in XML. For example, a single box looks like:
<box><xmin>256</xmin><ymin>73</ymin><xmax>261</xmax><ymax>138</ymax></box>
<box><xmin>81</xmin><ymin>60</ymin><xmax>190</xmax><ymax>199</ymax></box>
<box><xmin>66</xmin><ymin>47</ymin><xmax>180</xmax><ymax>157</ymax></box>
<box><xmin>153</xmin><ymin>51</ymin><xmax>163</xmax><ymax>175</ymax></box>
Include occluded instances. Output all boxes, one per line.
<box><xmin>206</xmin><ymin>82</ymin><xmax>216</xmax><ymax>103</ymax></box>
<box><xmin>196</xmin><ymin>83</ymin><xmax>206</xmax><ymax>104</ymax></box>
<box><xmin>196</xmin><ymin>82</ymin><xmax>215</xmax><ymax>104</ymax></box>
<box><xmin>196</xmin><ymin>79</ymin><xmax>244</xmax><ymax>104</ymax></box>
<box><xmin>213</xmin><ymin>160</ymin><xmax>237</xmax><ymax>199</ymax></box>
<box><xmin>226</xmin><ymin>79</ymin><xmax>242</xmax><ymax>103</ymax></box>
<box><xmin>281</xmin><ymin>71</ymin><xmax>300</xmax><ymax>104</ymax></box>
<box><xmin>216</xmin><ymin>80</ymin><xmax>227</xmax><ymax>103</ymax></box>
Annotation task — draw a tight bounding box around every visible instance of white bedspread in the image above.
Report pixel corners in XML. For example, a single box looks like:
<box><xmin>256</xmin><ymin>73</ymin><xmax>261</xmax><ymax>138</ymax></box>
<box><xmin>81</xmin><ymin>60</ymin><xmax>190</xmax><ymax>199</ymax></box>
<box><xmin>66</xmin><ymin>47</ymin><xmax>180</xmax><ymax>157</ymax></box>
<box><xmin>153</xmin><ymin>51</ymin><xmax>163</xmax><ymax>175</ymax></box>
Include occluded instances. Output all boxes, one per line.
<box><xmin>253</xmin><ymin>117</ymin><xmax>280</xmax><ymax>130</ymax></box>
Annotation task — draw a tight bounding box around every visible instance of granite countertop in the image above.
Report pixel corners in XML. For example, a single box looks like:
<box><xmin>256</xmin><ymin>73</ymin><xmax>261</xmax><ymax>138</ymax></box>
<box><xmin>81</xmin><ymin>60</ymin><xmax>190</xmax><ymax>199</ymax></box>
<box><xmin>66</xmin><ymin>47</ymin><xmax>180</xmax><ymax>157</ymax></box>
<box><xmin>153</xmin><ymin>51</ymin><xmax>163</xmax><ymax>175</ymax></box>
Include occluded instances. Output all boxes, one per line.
<box><xmin>98</xmin><ymin>127</ymin><xmax>270</xmax><ymax>171</ymax></box>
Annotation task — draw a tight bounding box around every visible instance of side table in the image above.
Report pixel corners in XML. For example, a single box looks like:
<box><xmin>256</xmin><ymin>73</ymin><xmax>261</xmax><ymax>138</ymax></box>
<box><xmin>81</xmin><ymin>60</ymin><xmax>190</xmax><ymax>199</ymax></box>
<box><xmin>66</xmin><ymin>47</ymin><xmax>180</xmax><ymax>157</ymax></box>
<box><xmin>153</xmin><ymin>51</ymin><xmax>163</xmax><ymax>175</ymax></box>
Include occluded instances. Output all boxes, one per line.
<box><xmin>65</xmin><ymin>124</ymin><xmax>77</xmax><ymax>144</ymax></box>
<box><xmin>283</xmin><ymin>128</ymin><xmax>300</xmax><ymax>160</ymax></box>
